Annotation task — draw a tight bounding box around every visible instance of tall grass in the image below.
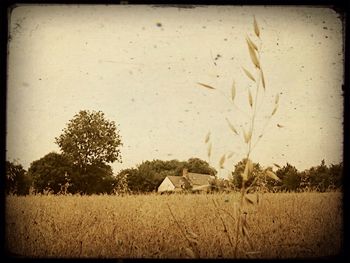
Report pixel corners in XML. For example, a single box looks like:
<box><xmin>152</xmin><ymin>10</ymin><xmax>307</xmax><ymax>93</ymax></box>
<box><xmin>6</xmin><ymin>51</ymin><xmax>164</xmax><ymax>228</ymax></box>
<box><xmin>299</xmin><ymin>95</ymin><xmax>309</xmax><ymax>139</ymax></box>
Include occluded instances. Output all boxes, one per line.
<box><xmin>5</xmin><ymin>192</ymin><xmax>343</xmax><ymax>258</ymax></box>
<box><xmin>197</xmin><ymin>16</ymin><xmax>284</xmax><ymax>257</ymax></box>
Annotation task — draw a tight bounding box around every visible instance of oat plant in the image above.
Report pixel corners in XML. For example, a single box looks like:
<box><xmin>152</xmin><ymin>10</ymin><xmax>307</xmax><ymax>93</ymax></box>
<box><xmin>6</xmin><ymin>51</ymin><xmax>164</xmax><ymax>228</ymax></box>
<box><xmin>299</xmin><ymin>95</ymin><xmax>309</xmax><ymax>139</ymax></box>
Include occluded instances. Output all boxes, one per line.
<box><xmin>198</xmin><ymin>16</ymin><xmax>281</xmax><ymax>257</ymax></box>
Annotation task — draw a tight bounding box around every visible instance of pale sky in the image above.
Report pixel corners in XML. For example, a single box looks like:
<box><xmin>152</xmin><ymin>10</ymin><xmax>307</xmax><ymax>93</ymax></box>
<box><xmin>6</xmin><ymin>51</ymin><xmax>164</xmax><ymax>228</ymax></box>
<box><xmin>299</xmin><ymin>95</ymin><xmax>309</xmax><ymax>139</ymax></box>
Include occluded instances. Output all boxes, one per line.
<box><xmin>7</xmin><ymin>5</ymin><xmax>343</xmax><ymax>177</ymax></box>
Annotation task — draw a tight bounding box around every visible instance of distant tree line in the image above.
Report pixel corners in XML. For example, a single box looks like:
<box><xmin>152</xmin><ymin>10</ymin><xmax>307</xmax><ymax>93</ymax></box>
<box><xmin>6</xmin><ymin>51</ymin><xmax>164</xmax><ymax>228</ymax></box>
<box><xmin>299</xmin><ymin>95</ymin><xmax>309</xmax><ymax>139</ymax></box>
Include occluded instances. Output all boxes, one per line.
<box><xmin>5</xmin><ymin>109</ymin><xmax>343</xmax><ymax>195</ymax></box>
<box><xmin>6</xmin><ymin>157</ymin><xmax>342</xmax><ymax>195</ymax></box>
<box><xmin>228</xmin><ymin>159</ymin><xmax>343</xmax><ymax>193</ymax></box>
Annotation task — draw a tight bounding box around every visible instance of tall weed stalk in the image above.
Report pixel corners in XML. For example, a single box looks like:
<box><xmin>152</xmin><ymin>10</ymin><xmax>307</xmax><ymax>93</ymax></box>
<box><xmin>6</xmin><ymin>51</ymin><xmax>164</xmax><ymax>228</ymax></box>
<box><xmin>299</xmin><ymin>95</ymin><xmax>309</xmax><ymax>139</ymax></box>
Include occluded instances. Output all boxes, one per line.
<box><xmin>198</xmin><ymin>16</ymin><xmax>281</xmax><ymax>257</ymax></box>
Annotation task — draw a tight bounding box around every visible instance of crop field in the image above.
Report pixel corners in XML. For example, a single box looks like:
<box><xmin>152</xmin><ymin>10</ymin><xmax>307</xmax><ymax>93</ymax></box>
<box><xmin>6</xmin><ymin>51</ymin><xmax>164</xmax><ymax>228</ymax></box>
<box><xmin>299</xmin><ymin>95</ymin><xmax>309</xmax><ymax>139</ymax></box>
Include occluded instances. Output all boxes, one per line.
<box><xmin>6</xmin><ymin>192</ymin><xmax>343</xmax><ymax>259</ymax></box>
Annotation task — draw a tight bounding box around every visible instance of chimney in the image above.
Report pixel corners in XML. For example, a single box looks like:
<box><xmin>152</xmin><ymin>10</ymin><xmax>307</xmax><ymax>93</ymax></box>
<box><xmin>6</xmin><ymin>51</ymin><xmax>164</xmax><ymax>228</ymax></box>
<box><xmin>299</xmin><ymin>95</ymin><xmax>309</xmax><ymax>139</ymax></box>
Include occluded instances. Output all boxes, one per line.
<box><xmin>182</xmin><ymin>168</ymin><xmax>188</xmax><ymax>178</ymax></box>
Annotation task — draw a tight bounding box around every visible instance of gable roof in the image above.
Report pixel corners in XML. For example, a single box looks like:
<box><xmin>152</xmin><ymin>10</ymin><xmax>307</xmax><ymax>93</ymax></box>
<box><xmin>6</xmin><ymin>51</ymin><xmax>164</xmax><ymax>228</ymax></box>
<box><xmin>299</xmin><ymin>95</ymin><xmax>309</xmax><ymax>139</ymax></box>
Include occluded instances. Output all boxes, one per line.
<box><xmin>187</xmin><ymin>172</ymin><xmax>213</xmax><ymax>186</ymax></box>
<box><xmin>167</xmin><ymin>176</ymin><xmax>191</xmax><ymax>188</ymax></box>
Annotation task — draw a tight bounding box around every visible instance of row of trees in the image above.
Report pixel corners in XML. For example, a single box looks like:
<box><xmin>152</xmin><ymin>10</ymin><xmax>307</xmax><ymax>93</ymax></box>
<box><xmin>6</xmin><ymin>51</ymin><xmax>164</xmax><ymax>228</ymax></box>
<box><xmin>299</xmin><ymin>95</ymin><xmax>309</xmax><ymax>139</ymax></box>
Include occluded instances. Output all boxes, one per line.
<box><xmin>229</xmin><ymin>159</ymin><xmax>343</xmax><ymax>192</ymax></box>
<box><xmin>5</xmin><ymin>157</ymin><xmax>216</xmax><ymax>195</ymax></box>
<box><xmin>6</xmin><ymin>156</ymin><xmax>342</xmax><ymax>195</ymax></box>
<box><xmin>5</xmin><ymin>109</ymin><xmax>343</xmax><ymax>195</ymax></box>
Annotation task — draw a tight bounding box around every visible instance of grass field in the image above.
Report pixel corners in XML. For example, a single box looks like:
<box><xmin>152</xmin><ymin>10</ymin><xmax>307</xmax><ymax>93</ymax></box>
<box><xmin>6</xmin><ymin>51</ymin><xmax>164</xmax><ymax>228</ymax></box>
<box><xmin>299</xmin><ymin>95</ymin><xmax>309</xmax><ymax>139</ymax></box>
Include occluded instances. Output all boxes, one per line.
<box><xmin>5</xmin><ymin>192</ymin><xmax>343</xmax><ymax>259</ymax></box>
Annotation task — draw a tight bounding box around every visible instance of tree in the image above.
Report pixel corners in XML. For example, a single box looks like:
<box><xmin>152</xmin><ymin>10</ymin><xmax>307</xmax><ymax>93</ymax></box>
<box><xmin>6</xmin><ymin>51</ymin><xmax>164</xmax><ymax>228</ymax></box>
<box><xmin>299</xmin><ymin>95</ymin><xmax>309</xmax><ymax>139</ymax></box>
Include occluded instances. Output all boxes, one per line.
<box><xmin>231</xmin><ymin>158</ymin><xmax>263</xmax><ymax>189</ymax></box>
<box><xmin>28</xmin><ymin>152</ymin><xmax>74</xmax><ymax>194</ymax></box>
<box><xmin>276</xmin><ymin>163</ymin><xmax>301</xmax><ymax>191</ymax></box>
<box><xmin>5</xmin><ymin>161</ymin><xmax>31</xmax><ymax>195</ymax></box>
<box><xmin>55</xmin><ymin>110</ymin><xmax>122</xmax><ymax>169</ymax></box>
<box><xmin>55</xmin><ymin>110</ymin><xmax>122</xmax><ymax>194</ymax></box>
<box><xmin>186</xmin><ymin>158</ymin><xmax>217</xmax><ymax>176</ymax></box>
<box><xmin>117</xmin><ymin>168</ymin><xmax>143</xmax><ymax>193</ymax></box>
<box><xmin>328</xmin><ymin>162</ymin><xmax>343</xmax><ymax>188</ymax></box>
<box><xmin>307</xmin><ymin>160</ymin><xmax>340</xmax><ymax>192</ymax></box>
<box><xmin>69</xmin><ymin>163</ymin><xmax>116</xmax><ymax>194</ymax></box>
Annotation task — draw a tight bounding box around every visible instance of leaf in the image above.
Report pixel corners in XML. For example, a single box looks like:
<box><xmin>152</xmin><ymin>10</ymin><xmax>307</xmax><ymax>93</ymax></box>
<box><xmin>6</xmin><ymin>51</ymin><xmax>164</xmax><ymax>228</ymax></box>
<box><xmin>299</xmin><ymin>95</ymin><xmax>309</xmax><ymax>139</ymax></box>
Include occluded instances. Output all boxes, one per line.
<box><xmin>254</xmin><ymin>16</ymin><xmax>260</xmax><ymax>37</ymax></box>
<box><xmin>231</xmin><ymin>81</ymin><xmax>236</xmax><ymax>102</ymax></box>
<box><xmin>261</xmin><ymin>69</ymin><xmax>266</xmax><ymax>90</ymax></box>
<box><xmin>197</xmin><ymin>82</ymin><xmax>215</xmax><ymax>90</ymax></box>
<box><xmin>248</xmin><ymin>89</ymin><xmax>253</xmax><ymax>108</ymax></box>
<box><xmin>247</xmin><ymin>39</ymin><xmax>260</xmax><ymax>68</ymax></box>
<box><xmin>242</xmin><ymin>67</ymin><xmax>256</xmax><ymax>82</ymax></box>
<box><xmin>225</xmin><ymin>118</ymin><xmax>238</xmax><ymax>135</ymax></box>
<box><xmin>266</xmin><ymin>170</ymin><xmax>280</xmax><ymax>181</ymax></box>
<box><xmin>204</xmin><ymin>131</ymin><xmax>210</xmax><ymax>143</ymax></box>
<box><xmin>219</xmin><ymin>154</ymin><xmax>226</xmax><ymax>169</ymax></box>
<box><xmin>246</xmin><ymin>35</ymin><xmax>258</xmax><ymax>51</ymax></box>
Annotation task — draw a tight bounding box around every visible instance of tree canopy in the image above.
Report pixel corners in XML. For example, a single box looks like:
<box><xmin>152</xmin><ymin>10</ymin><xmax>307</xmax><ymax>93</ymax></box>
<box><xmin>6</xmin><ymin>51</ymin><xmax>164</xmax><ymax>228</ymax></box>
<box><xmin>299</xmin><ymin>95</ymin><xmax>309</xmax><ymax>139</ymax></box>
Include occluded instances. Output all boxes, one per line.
<box><xmin>28</xmin><ymin>152</ymin><xmax>74</xmax><ymax>194</ymax></box>
<box><xmin>55</xmin><ymin>110</ymin><xmax>122</xmax><ymax>168</ymax></box>
<box><xmin>6</xmin><ymin>161</ymin><xmax>31</xmax><ymax>195</ymax></box>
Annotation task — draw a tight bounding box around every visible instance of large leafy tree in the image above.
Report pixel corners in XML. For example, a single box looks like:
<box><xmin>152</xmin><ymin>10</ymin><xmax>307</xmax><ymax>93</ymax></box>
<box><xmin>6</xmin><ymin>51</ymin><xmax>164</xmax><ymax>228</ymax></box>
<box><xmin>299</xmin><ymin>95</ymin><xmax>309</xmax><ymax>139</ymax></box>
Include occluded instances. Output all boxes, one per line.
<box><xmin>5</xmin><ymin>161</ymin><xmax>31</xmax><ymax>195</ymax></box>
<box><xmin>55</xmin><ymin>110</ymin><xmax>122</xmax><ymax>169</ymax></box>
<box><xmin>54</xmin><ymin>110</ymin><xmax>122</xmax><ymax>194</ymax></box>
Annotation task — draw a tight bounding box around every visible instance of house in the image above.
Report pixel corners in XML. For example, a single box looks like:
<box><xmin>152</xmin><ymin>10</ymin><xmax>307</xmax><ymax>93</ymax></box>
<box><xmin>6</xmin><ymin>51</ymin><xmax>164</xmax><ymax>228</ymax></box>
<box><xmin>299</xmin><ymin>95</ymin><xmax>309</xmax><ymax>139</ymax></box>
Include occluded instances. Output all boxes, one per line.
<box><xmin>157</xmin><ymin>168</ymin><xmax>215</xmax><ymax>193</ymax></box>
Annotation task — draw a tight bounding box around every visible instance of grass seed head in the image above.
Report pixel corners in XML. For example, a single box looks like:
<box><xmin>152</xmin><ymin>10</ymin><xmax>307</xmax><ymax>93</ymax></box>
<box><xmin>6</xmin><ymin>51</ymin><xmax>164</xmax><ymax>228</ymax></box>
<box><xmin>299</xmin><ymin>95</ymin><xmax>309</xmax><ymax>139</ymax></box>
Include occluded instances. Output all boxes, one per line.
<box><xmin>197</xmin><ymin>82</ymin><xmax>215</xmax><ymax>90</ymax></box>
<box><xmin>227</xmin><ymin>152</ymin><xmax>234</xmax><ymax>159</ymax></box>
<box><xmin>254</xmin><ymin>16</ymin><xmax>260</xmax><ymax>37</ymax></box>
<box><xmin>266</xmin><ymin>170</ymin><xmax>280</xmax><ymax>181</ymax></box>
<box><xmin>261</xmin><ymin>69</ymin><xmax>266</xmax><ymax>90</ymax></box>
<box><xmin>231</xmin><ymin>81</ymin><xmax>236</xmax><ymax>102</ymax></box>
<box><xmin>271</xmin><ymin>104</ymin><xmax>279</xmax><ymax>116</ymax></box>
<box><xmin>219</xmin><ymin>154</ymin><xmax>226</xmax><ymax>169</ymax></box>
<box><xmin>275</xmin><ymin>93</ymin><xmax>280</xmax><ymax>104</ymax></box>
<box><xmin>243</xmin><ymin>128</ymin><xmax>252</xmax><ymax>144</ymax></box>
<box><xmin>205</xmin><ymin>132</ymin><xmax>210</xmax><ymax>143</ymax></box>
<box><xmin>226</xmin><ymin>118</ymin><xmax>239</xmax><ymax>135</ymax></box>
<box><xmin>207</xmin><ymin>142</ymin><xmax>212</xmax><ymax>158</ymax></box>
<box><xmin>246</xmin><ymin>35</ymin><xmax>258</xmax><ymax>51</ymax></box>
<box><xmin>247</xmin><ymin>41</ymin><xmax>261</xmax><ymax>69</ymax></box>
<box><xmin>248</xmin><ymin>89</ymin><xmax>253</xmax><ymax>108</ymax></box>
<box><xmin>242</xmin><ymin>67</ymin><xmax>256</xmax><ymax>82</ymax></box>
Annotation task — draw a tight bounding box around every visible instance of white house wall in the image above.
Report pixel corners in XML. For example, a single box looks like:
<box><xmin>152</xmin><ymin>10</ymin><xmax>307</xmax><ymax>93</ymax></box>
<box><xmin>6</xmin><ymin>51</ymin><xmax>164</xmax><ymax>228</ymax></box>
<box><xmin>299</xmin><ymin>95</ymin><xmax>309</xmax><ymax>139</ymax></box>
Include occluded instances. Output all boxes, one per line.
<box><xmin>158</xmin><ymin>177</ymin><xmax>176</xmax><ymax>192</ymax></box>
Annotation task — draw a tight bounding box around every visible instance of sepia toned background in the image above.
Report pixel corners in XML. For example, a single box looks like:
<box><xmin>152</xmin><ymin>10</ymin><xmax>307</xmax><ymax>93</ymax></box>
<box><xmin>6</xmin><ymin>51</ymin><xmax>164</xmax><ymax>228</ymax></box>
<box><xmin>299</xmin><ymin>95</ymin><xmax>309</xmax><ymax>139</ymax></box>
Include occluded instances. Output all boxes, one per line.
<box><xmin>7</xmin><ymin>5</ymin><xmax>343</xmax><ymax>177</ymax></box>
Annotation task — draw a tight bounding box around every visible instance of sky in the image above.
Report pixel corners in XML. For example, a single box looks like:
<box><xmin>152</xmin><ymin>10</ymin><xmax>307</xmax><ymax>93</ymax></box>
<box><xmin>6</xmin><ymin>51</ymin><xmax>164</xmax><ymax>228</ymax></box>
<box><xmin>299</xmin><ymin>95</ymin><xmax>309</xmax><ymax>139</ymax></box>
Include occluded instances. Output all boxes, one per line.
<box><xmin>7</xmin><ymin>5</ymin><xmax>343</xmax><ymax>178</ymax></box>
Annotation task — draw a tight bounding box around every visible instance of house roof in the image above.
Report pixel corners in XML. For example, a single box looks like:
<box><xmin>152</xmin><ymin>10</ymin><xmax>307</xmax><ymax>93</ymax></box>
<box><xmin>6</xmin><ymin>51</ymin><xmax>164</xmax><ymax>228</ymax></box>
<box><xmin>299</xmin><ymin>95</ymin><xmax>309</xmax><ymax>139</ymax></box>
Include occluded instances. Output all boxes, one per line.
<box><xmin>167</xmin><ymin>176</ymin><xmax>191</xmax><ymax>188</ymax></box>
<box><xmin>187</xmin><ymin>173</ymin><xmax>213</xmax><ymax>186</ymax></box>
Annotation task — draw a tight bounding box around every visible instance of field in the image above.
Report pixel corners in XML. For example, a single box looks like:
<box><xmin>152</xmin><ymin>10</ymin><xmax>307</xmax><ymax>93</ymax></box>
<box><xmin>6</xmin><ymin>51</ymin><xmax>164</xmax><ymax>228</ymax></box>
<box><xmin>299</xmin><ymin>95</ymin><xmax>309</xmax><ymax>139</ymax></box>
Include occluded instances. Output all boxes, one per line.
<box><xmin>5</xmin><ymin>192</ymin><xmax>343</xmax><ymax>259</ymax></box>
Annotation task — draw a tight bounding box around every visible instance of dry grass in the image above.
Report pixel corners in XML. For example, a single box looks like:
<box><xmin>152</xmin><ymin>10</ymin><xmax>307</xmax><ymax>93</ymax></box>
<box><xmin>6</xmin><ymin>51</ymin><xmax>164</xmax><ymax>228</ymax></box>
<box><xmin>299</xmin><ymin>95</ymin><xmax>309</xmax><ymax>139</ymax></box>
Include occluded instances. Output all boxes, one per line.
<box><xmin>6</xmin><ymin>192</ymin><xmax>343</xmax><ymax>259</ymax></box>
